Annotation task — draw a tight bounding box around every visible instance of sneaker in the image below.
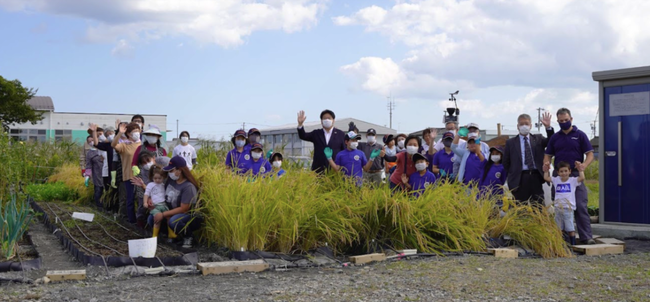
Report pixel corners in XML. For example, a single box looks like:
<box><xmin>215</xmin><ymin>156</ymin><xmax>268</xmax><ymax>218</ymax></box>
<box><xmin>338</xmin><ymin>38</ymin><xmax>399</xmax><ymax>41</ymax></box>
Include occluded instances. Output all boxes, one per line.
<box><xmin>182</xmin><ymin>237</ymin><xmax>193</xmax><ymax>248</ymax></box>
<box><xmin>587</xmin><ymin>239</ymin><xmax>596</xmax><ymax>245</ymax></box>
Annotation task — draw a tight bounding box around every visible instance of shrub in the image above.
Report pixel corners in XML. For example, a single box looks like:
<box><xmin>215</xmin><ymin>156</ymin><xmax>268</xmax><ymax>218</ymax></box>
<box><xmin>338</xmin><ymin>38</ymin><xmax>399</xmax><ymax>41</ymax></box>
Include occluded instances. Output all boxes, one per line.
<box><xmin>48</xmin><ymin>163</ymin><xmax>94</xmax><ymax>204</ymax></box>
<box><xmin>25</xmin><ymin>182</ymin><xmax>77</xmax><ymax>201</ymax></box>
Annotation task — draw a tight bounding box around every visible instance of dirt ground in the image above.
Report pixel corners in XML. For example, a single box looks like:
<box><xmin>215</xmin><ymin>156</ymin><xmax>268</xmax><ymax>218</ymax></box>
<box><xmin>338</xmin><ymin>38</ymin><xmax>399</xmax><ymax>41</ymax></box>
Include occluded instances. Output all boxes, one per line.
<box><xmin>2</xmin><ymin>243</ymin><xmax>650</xmax><ymax>302</ymax></box>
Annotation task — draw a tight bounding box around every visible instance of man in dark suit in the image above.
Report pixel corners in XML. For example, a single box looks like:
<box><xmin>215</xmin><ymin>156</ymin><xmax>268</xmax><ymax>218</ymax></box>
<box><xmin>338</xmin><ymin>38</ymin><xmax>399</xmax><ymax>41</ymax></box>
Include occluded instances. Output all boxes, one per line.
<box><xmin>297</xmin><ymin>109</ymin><xmax>346</xmax><ymax>173</ymax></box>
<box><xmin>502</xmin><ymin>112</ymin><xmax>554</xmax><ymax>205</ymax></box>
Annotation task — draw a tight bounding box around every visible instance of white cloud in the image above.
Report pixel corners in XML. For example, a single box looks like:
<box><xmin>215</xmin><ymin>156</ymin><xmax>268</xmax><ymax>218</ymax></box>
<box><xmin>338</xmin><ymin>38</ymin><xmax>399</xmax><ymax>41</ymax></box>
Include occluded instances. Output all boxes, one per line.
<box><xmin>111</xmin><ymin>39</ymin><xmax>134</xmax><ymax>57</ymax></box>
<box><xmin>2</xmin><ymin>0</ymin><xmax>326</xmax><ymax>49</ymax></box>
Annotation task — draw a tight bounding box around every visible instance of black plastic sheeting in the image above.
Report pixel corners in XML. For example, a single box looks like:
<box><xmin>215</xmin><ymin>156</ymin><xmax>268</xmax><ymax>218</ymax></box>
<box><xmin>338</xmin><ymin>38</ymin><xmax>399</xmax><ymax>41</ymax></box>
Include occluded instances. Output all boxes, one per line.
<box><xmin>0</xmin><ymin>234</ymin><xmax>42</xmax><ymax>272</ymax></box>
<box><xmin>30</xmin><ymin>200</ymin><xmax>198</xmax><ymax>268</ymax></box>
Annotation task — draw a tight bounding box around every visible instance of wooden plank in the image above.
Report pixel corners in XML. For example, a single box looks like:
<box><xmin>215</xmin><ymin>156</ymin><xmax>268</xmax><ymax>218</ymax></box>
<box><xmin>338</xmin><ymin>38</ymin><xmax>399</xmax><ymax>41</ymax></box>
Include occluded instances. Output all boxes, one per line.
<box><xmin>487</xmin><ymin>248</ymin><xmax>518</xmax><ymax>259</ymax></box>
<box><xmin>572</xmin><ymin>244</ymin><xmax>624</xmax><ymax>256</ymax></box>
<box><xmin>197</xmin><ymin>260</ymin><xmax>269</xmax><ymax>276</ymax></box>
<box><xmin>45</xmin><ymin>270</ymin><xmax>86</xmax><ymax>282</ymax></box>
<box><xmin>348</xmin><ymin>253</ymin><xmax>387</xmax><ymax>264</ymax></box>
<box><xmin>595</xmin><ymin>238</ymin><xmax>625</xmax><ymax>247</ymax></box>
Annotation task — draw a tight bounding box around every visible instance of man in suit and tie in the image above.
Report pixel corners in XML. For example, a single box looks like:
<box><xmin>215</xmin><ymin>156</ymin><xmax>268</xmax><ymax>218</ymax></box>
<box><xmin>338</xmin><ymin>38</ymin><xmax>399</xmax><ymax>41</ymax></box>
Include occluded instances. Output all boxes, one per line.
<box><xmin>502</xmin><ymin>112</ymin><xmax>554</xmax><ymax>205</ymax></box>
<box><xmin>297</xmin><ymin>109</ymin><xmax>347</xmax><ymax>173</ymax></box>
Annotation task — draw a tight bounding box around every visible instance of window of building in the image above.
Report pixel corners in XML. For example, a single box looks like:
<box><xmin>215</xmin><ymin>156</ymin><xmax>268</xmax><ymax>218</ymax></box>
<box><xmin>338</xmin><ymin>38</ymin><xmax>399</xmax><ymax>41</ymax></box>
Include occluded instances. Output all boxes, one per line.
<box><xmin>9</xmin><ymin>128</ymin><xmax>47</xmax><ymax>142</ymax></box>
<box><xmin>54</xmin><ymin>130</ymin><xmax>72</xmax><ymax>142</ymax></box>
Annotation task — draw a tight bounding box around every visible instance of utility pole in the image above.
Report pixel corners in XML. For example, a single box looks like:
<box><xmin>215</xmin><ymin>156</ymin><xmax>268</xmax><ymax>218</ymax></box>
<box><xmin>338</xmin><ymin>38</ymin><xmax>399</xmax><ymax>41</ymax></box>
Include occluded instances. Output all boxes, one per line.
<box><xmin>534</xmin><ymin>107</ymin><xmax>544</xmax><ymax>133</ymax></box>
<box><xmin>387</xmin><ymin>94</ymin><xmax>396</xmax><ymax>129</ymax></box>
<box><xmin>242</xmin><ymin>122</ymin><xmax>246</xmax><ymax>131</ymax></box>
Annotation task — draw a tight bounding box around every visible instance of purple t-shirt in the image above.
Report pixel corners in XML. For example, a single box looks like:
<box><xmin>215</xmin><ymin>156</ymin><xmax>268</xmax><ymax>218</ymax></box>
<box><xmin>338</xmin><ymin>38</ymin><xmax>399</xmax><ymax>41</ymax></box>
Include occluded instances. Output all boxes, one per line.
<box><xmin>479</xmin><ymin>163</ymin><xmax>507</xmax><ymax>196</ymax></box>
<box><xmin>250</xmin><ymin>158</ymin><xmax>272</xmax><ymax>176</ymax></box>
<box><xmin>408</xmin><ymin>171</ymin><xmax>437</xmax><ymax>198</ymax></box>
<box><xmin>432</xmin><ymin>150</ymin><xmax>454</xmax><ymax>176</ymax></box>
<box><xmin>225</xmin><ymin>146</ymin><xmax>252</xmax><ymax>174</ymax></box>
<box><xmin>334</xmin><ymin>149</ymin><xmax>368</xmax><ymax>181</ymax></box>
<box><xmin>463</xmin><ymin>153</ymin><xmax>483</xmax><ymax>185</ymax></box>
<box><xmin>545</xmin><ymin>126</ymin><xmax>593</xmax><ymax>170</ymax></box>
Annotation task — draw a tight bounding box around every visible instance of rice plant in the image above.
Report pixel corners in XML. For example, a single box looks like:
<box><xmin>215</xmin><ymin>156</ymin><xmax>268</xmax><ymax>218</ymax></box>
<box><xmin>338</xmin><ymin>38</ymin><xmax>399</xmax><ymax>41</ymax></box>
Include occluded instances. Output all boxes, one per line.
<box><xmin>0</xmin><ymin>195</ymin><xmax>33</xmax><ymax>260</ymax></box>
<box><xmin>47</xmin><ymin>163</ymin><xmax>94</xmax><ymax>204</ymax></box>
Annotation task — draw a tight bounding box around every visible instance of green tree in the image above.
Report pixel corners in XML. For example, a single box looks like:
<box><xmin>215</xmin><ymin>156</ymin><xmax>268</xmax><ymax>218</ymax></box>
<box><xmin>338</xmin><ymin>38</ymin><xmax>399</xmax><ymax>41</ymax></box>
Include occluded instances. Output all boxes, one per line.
<box><xmin>0</xmin><ymin>76</ymin><xmax>43</xmax><ymax>131</ymax></box>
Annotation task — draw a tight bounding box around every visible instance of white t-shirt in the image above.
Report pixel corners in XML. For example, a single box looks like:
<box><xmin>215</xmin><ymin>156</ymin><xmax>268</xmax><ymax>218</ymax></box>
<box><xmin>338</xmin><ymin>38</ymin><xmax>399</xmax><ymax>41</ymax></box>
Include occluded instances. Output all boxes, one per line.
<box><xmin>551</xmin><ymin>176</ymin><xmax>581</xmax><ymax>210</ymax></box>
<box><xmin>98</xmin><ymin>150</ymin><xmax>109</xmax><ymax>177</ymax></box>
<box><xmin>173</xmin><ymin>144</ymin><xmax>197</xmax><ymax>170</ymax></box>
<box><xmin>145</xmin><ymin>182</ymin><xmax>166</xmax><ymax>205</ymax></box>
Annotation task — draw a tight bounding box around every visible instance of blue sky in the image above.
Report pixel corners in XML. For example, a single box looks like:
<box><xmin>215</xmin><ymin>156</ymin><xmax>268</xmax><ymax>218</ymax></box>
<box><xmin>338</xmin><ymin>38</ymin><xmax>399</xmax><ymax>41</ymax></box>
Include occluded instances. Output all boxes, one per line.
<box><xmin>2</xmin><ymin>0</ymin><xmax>649</xmax><ymax>140</ymax></box>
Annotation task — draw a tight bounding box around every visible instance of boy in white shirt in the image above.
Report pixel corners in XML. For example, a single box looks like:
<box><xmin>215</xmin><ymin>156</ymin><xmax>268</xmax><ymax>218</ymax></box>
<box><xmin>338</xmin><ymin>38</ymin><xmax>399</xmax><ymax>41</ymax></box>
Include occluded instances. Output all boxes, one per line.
<box><xmin>145</xmin><ymin>166</ymin><xmax>168</xmax><ymax>237</ymax></box>
<box><xmin>543</xmin><ymin>160</ymin><xmax>585</xmax><ymax>246</ymax></box>
<box><xmin>173</xmin><ymin>131</ymin><xmax>197</xmax><ymax>170</ymax></box>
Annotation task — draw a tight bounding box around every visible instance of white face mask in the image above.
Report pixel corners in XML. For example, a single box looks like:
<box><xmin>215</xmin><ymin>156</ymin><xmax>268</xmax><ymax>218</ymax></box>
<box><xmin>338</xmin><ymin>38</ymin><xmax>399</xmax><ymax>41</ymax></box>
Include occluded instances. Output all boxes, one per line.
<box><xmin>88</xmin><ymin>141</ymin><xmax>94</xmax><ymax>147</ymax></box>
<box><xmin>235</xmin><ymin>140</ymin><xmax>246</xmax><ymax>148</ymax></box>
<box><xmin>322</xmin><ymin>119</ymin><xmax>333</xmax><ymax>129</ymax></box>
<box><xmin>415</xmin><ymin>162</ymin><xmax>427</xmax><ymax>171</ymax></box>
<box><xmin>169</xmin><ymin>171</ymin><xmax>179</xmax><ymax>180</ymax></box>
<box><xmin>397</xmin><ymin>140</ymin><xmax>405</xmax><ymax>148</ymax></box>
<box><xmin>252</xmin><ymin>151</ymin><xmax>262</xmax><ymax>160</ymax></box>
<box><xmin>144</xmin><ymin>162</ymin><xmax>154</xmax><ymax>170</ymax></box>
<box><xmin>272</xmin><ymin>161</ymin><xmax>282</xmax><ymax>168</ymax></box>
<box><xmin>385</xmin><ymin>146</ymin><xmax>396</xmax><ymax>156</ymax></box>
<box><xmin>181</xmin><ymin>137</ymin><xmax>189</xmax><ymax>144</ymax></box>
<box><xmin>468</xmin><ymin>132</ymin><xmax>479</xmax><ymax>139</ymax></box>
<box><xmin>367</xmin><ymin>136</ymin><xmax>376</xmax><ymax>144</ymax></box>
<box><xmin>491</xmin><ymin>155</ymin><xmax>501</xmax><ymax>162</ymax></box>
<box><xmin>131</xmin><ymin>132</ymin><xmax>141</xmax><ymax>141</ymax></box>
<box><xmin>406</xmin><ymin>146</ymin><xmax>418</xmax><ymax>155</ymax></box>
<box><xmin>107</xmin><ymin>134</ymin><xmax>114</xmax><ymax>142</ymax></box>
<box><xmin>518</xmin><ymin>125</ymin><xmax>531</xmax><ymax>136</ymax></box>
<box><xmin>145</xmin><ymin>135</ymin><xmax>158</xmax><ymax>145</ymax></box>
<box><xmin>349</xmin><ymin>142</ymin><xmax>359</xmax><ymax>150</ymax></box>
<box><xmin>99</xmin><ymin>134</ymin><xmax>106</xmax><ymax>142</ymax></box>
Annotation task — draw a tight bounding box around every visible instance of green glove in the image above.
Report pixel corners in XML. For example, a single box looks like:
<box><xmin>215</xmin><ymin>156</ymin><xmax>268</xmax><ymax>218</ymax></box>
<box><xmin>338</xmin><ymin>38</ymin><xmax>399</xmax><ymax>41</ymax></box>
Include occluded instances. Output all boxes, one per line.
<box><xmin>266</xmin><ymin>149</ymin><xmax>273</xmax><ymax>159</ymax></box>
<box><xmin>132</xmin><ymin>166</ymin><xmax>140</xmax><ymax>177</ymax></box>
<box><xmin>370</xmin><ymin>149</ymin><xmax>381</xmax><ymax>160</ymax></box>
<box><xmin>84</xmin><ymin>176</ymin><xmax>90</xmax><ymax>187</ymax></box>
<box><xmin>324</xmin><ymin>147</ymin><xmax>333</xmax><ymax>160</ymax></box>
<box><xmin>110</xmin><ymin>171</ymin><xmax>117</xmax><ymax>188</ymax></box>
<box><xmin>458</xmin><ymin>127</ymin><xmax>469</xmax><ymax>137</ymax></box>
<box><xmin>440</xmin><ymin>169</ymin><xmax>447</xmax><ymax>177</ymax></box>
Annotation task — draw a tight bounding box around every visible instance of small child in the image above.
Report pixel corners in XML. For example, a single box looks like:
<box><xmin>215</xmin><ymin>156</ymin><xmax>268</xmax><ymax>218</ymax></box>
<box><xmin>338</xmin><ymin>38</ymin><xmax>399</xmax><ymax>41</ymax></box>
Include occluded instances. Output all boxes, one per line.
<box><xmin>543</xmin><ymin>161</ymin><xmax>585</xmax><ymax>246</ymax></box>
<box><xmin>145</xmin><ymin>166</ymin><xmax>168</xmax><ymax>238</ymax></box>
<box><xmin>404</xmin><ymin>153</ymin><xmax>437</xmax><ymax>198</ymax></box>
<box><xmin>327</xmin><ymin>128</ymin><xmax>381</xmax><ymax>186</ymax></box>
<box><xmin>270</xmin><ymin>152</ymin><xmax>286</xmax><ymax>178</ymax></box>
<box><xmin>479</xmin><ymin>146</ymin><xmax>507</xmax><ymax>202</ymax></box>
<box><xmin>249</xmin><ymin>143</ymin><xmax>272</xmax><ymax>176</ymax></box>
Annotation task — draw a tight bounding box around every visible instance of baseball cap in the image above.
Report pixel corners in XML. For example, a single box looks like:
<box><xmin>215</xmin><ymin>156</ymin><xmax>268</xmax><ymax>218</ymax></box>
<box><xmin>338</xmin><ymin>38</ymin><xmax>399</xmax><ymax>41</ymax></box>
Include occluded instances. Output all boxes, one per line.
<box><xmin>233</xmin><ymin>129</ymin><xmax>247</xmax><ymax>138</ymax></box>
<box><xmin>412</xmin><ymin>153</ymin><xmax>428</xmax><ymax>162</ymax></box>
<box><xmin>490</xmin><ymin>145</ymin><xmax>504</xmax><ymax>154</ymax></box>
<box><xmin>367</xmin><ymin>128</ymin><xmax>376</xmax><ymax>136</ymax></box>
<box><xmin>248</xmin><ymin>128</ymin><xmax>261</xmax><ymax>136</ymax></box>
<box><xmin>250</xmin><ymin>143</ymin><xmax>264</xmax><ymax>151</ymax></box>
<box><xmin>442</xmin><ymin>132</ymin><xmax>455</xmax><ymax>140</ymax></box>
<box><xmin>466</xmin><ymin>123</ymin><xmax>480</xmax><ymax>130</ymax></box>
<box><xmin>163</xmin><ymin>156</ymin><xmax>187</xmax><ymax>171</ymax></box>
<box><xmin>383</xmin><ymin>134</ymin><xmax>394</xmax><ymax>144</ymax></box>
<box><xmin>345</xmin><ymin>131</ymin><xmax>361</xmax><ymax>140</ymax></box>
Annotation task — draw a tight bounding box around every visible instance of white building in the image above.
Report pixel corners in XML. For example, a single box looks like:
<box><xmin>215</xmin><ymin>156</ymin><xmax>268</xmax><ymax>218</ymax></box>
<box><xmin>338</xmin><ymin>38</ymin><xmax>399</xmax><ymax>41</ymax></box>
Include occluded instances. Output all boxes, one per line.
<box><xmin>259</xmin><ymin>118</ymin><xmax>397</xmax><ymax>158</ymax></box>
<box><xmin>8</xmin><ymin>96</ymin><xmax>168</xmax><ymax>143</ymax></box>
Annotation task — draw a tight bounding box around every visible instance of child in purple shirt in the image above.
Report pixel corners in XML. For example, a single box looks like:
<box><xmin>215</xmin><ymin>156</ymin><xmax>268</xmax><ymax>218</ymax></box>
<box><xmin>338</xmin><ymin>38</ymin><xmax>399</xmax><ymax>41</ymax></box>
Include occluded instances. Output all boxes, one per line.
<box><xmin>479</xmin><ymin>146</ymin><xmax>507</xmax><ymax>203</ymax></box>
<box><xmin>406</xmin><ymin>153</ymin><xmax>437</xmax><ymax>198</ymax></box>
<box><xmin>249</xmin><ymin>143</ymin><xmax>272</xmax><ymax>176</ymax></box>
<box><xmin>326</xmin><ymin>127</ymin><xmax>382</xmax><ymax>186</ymax></box>
<box><xmin>225</xmin><ymin>129</ymin><xmax>252</xmax><ymax>174</ymax></box>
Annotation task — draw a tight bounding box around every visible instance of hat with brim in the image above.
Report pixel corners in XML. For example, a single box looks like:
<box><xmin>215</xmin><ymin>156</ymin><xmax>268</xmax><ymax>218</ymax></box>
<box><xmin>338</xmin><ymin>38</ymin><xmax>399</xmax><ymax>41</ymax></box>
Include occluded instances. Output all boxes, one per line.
<box><xmin>489</xmin><ymin>145</ymin><xmax>504</xmax><ymax>154</ymax></box>
<box><xmin>412</xmin><ymin>153</ymin><xmax>428</xmax><ymax>163</ymax></box>
<box><xmin>466</xmin><ymin>122</ymin><xmax>480</xmax><ymax>130</ymax></box>
<box><xmin>345</xmin><ymin>131</ymin><xmax>361</xmax><ymax>141</ymax></box>
<box><xmin>231</xmin><ymin>129</ymin><xmax>247</xmax><ymax>145</ymax></box>
<box><xmin>143</xmin><ymin>126</ymin><xmax>162</xmax><ymax>136</ymax></box>
<box><xmin>383</xmin><ymin>134</ymin><xmax>394</xmax><ymax>144</ymax></box>
<box><xmin>442</xmin><ymin>132</ymin><xmax>454</xmax><ymax>140</ymax></box>
<box><xmin>163</xmin><ymin>156</ymin><xmax>187</xmax><ymax>171</ymax></box>
<box><xmin>250</xmin><ymin>143</ymin><xmax>264</xmax><ymax>151</ymax></box>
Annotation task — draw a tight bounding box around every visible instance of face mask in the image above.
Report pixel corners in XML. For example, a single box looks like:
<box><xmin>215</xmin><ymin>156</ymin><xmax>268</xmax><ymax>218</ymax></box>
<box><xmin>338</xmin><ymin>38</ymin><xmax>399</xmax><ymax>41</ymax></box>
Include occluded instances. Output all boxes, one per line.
<box><xmin>252</xmin><ymin>151</ymin><xmax>262</xmax><ymax>160</ymax></box>
<box><xmin>249</xmin><ymin>136</ymin><xmax>259</xmax><ymax>143</ymax></box>
<box><xmin>144</xmin><ymin>162</ymin><xmax>154</xmax><ymax>170</ymax></box>
<box><xmin>235</xmin><ymin>140</ymin><xmax>246</xmax><ymax>148</ymax></box>
<box><xmin>181</xmin><ymin>137</ymin><xmax>189</xmax><ymax>144</ymax></box>
<box><xmin>559</xmin><ymin>120</ymin><xmax>572</xmax><ymax>130</ymax></box>
<box><xmin>468</xmin><ymin>132</ymin><xmax>479</xmax><ymax>139</ymax></box>
<box><xmin>518</xmin><ymin>125</ymin><xmax>531</xmax><ymax>136</ymax></box>
<box><xmin>169</xmin><ymin>171</ymin><xmax>179</xmax><ymax>180</ymax></box>
<box><xmin>397</xmin><ymin>140</ymin><xmax>405</xmax><ymax>148</ymax></box>
<box><xmin>88</xmin><ymin>141</ymin><xmax>94</xmax><ymax>147</ymax></box>
<box><xmin>367</xmin><ymin>136</ymin><xmax>376</xmax><ymax>144</ymax></box>
<box><xmin>107</xmin><ymin>134</ymin><xmax>114</xmax><ymax>142</ymax></box>
<box><xmin>145</xmin><ymin>135</ymin><xmax>158</xmax><ymax>144</ymax></box>
<box><xmin>322</xmin><ymin>119</ymin><xmax>333</xmax><ymax>129</ymax></box>
<box><xmin>349</xmin><ymin>142</ymin><xmax>359</xmax><ymax>150</ymax></box>
<box><xmin>385</xmin><ymin>146</ymin><xmax>396</xmax><ymax>156</ymax></box>
<box><xmin>131</xmin><ymin>132</ymin><xmax>140</xmax><ymax>141</ymax></box>
<box><xmin>99</xmin><ymin>134</ymin><xmax>106</xmax><ymax>142</ymax></box>
<box><xmin>406</xmin><ymin>146</ymin><xmax>418</xmax><ymax>155</ymax></box>
<box><xmin>415</xmin><ymin>162</ymin><xmax>427</xmax><ymax>171</ymax></box>
<box><xmin>443</xmin><ymin>140</ymin><xmax>452</xmax><ymax>148</ymax></box>
<box><xmin>273</xmin><ymin>161</ymin><xmax>282</xmax><ymax>168</ymax></box>
<box><xmin>491</xmin><ymin>155</ymin><xmax>501</xmax><ymax>162</ymax></box>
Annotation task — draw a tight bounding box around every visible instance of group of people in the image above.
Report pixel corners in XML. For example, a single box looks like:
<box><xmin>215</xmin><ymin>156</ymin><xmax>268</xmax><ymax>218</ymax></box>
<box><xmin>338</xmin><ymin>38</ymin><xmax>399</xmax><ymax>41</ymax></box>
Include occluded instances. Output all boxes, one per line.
<box><xmin>279</xmin><ymin>108</ymin><xmax>596</xmax><ymax>246</ymax></box>
<box><xmin>82</xmin><ymin>115</ymin><xmax>200</xmax><ymax>248</ymax></box>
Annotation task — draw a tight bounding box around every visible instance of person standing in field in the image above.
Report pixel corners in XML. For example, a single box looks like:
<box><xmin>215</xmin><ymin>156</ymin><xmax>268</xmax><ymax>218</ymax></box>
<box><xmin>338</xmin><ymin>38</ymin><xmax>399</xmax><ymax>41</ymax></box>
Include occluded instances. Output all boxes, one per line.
<box><xmin>111</xmin><ymin>122</ymin><xmax>142</xmax><ymax>223</ymax></box>
<box><xmin>296</xmin><ymin>109</ymin><xmax>346</xmax><ymax>173</ymax></box>
<box><xmin>385</xmin><ymin>135</ymin><xmax>421</xmax><ymax>191</ymax></box>
<box><xmin>326</xmin><ymin>128</ymin><xmax>383</xmax><ymax>186</ymax></box>
<box><xmin>360</xmin><ymin>128</ymin><xmax>384</xmax><ymax>186</ymax></box>
<box><xmin>225</xmin><ymin>129</ymin><xmax>252</xmax><ymax>174</ymax></box>
<box><xmin>173</xmin><ymin>131</ymin><xmax>197</xmax><ymax>170</ymax></box>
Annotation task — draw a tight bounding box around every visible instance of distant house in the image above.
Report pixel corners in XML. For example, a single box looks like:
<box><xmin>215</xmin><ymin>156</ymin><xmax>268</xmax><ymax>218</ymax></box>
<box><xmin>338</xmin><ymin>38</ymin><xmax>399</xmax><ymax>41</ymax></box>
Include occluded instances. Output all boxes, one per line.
<box><xmin>259</xmin><ymin>118</ymin><xmax>397</xmax><ymax>159</ymax></box>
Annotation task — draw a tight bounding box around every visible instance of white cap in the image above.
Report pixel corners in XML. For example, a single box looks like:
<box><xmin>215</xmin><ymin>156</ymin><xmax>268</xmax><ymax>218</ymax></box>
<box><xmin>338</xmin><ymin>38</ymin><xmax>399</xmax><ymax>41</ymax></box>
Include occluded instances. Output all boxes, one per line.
<box><xmin>466</xmin><ymin>122</ymin><xmax>479</xmax><ymax>129</ymax></box>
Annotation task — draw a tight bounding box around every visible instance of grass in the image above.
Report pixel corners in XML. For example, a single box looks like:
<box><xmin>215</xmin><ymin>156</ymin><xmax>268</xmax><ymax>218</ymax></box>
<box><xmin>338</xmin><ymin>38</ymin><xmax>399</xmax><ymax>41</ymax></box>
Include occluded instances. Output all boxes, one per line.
<box><xmin>47</xmin><ymin>163</ymin><xmax>94</xmax><ymax>204</ymax></box>
<box><xmin>25</xmin><ymin>182</ymin><xmax>77</xmax><ymax>202</ymax></box>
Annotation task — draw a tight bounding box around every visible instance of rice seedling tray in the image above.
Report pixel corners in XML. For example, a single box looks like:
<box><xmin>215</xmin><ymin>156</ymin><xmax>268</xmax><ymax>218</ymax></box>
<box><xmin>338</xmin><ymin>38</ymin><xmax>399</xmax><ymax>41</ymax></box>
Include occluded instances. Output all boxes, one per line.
<box><xmin>0</xmin><ymin>233</ymin><xmax>42</xmax><ymax>272</ymax></box>
<box><xmin>30</xmin><ymin>200</ymin><xmax>198</xmax><ymax>268</ymax></box>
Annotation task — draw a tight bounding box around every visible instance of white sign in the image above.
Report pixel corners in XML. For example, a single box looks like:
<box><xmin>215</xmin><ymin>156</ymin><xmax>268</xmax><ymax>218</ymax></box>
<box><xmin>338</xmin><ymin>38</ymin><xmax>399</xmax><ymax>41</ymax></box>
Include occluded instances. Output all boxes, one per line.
<box><xmin>128</xmin><ymin>238</ymin><xmax>157</xmax><ymax>258</ymax></box>
<box><xmin>609</xmin><ymin>92</ymin><xmax>650</xmax><ymax>117</ymax></box>
<box><xmin>71</xmin><ymin>212</ymin><xmax>94</xmax><ymax>222</ymax></box>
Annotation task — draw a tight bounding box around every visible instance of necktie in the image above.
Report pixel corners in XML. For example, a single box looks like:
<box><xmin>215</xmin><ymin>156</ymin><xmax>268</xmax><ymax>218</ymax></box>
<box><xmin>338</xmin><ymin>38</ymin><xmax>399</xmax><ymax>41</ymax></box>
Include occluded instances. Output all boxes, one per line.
<box><xmin>524</xmin><ymin>136</ymin><xmax>534</xmax><ymax>169</ymax></box>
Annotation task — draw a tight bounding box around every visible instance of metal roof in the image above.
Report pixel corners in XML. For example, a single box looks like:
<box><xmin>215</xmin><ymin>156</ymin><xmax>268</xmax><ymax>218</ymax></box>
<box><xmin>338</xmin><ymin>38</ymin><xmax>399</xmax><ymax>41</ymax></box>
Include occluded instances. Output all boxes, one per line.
<box><xmin>259</xmin><ymin>117</ymin><xmax>397</xmax><ymax>135</ymax></box>
<box><xmin>592</xmin><ymin>65</ymin><xmax>650</xmax><ymax>82</ymax></box>
<box><xmin>26</xmin><ymin>96</ymin><xmax>54</xmax><ymax>111</ymax></box>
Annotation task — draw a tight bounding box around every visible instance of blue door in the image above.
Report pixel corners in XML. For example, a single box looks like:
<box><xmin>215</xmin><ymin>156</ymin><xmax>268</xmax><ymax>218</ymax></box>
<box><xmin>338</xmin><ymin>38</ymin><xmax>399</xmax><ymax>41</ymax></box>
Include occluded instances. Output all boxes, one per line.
<box><xmin>603</xmin><ymin>84</ymin><xmax>650</xmax><ymax>223</ymax></box>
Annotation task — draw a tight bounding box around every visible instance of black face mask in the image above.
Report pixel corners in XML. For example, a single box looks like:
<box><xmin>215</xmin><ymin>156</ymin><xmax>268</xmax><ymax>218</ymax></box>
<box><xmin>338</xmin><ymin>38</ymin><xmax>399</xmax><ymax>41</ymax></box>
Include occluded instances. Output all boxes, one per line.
<box><xmin>443</xmin><ymin>140</ymin><xmax>452</xmax><ymax>148</ymax></box>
